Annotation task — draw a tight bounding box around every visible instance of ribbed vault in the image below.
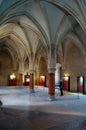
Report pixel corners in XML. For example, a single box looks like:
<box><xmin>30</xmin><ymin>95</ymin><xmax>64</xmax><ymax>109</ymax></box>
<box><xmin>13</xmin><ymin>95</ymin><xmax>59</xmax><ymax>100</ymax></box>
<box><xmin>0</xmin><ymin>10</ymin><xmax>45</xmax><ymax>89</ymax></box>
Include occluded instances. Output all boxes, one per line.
<box><xmin>0</xmin><ymin>0</ymin><xmax>85</xmax><ymax>89</ymax></box>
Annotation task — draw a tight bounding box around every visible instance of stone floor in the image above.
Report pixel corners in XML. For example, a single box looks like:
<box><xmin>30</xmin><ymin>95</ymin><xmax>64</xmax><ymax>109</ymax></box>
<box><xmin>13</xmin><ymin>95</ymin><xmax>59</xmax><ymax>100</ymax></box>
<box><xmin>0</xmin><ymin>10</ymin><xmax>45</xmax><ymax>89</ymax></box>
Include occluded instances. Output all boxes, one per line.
<box><xmin>0</xmin><ymin>86</ymin><xmax>86</xmax><ymax>130</ymax></box>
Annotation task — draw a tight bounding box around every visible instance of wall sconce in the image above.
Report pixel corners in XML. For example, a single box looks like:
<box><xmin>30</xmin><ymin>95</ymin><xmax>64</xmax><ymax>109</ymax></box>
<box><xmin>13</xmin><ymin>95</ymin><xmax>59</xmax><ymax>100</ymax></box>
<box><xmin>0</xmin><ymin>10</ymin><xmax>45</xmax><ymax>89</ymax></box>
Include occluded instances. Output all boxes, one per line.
<box><xmin>10</xmin><ymin>73</ymin><xmax>16</xmax><ymax>80</ymax></box>
<box><xmin>64</xmin><ymin>73</ymin><xmax>69</xmax><ymax>77</ymax></box>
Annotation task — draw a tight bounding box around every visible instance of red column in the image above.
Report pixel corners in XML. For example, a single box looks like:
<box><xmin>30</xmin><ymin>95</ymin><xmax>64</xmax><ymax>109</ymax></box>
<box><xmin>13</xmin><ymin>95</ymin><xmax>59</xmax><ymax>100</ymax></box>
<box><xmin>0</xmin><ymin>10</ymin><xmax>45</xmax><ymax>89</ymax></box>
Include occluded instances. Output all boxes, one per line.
<box><xmin>48</xmin><ymin>73</ymin><xmax>55</xmax><ymax>100</ymax></box>
<box><xmin>17</xmin><ymin>73</ymin><xmax>23</xmax><ymax>86</ymax></box>
<box><xmin>30</xmin><ymin>73</ymin><xmax>34</xmax><ymax>92</ymax></box>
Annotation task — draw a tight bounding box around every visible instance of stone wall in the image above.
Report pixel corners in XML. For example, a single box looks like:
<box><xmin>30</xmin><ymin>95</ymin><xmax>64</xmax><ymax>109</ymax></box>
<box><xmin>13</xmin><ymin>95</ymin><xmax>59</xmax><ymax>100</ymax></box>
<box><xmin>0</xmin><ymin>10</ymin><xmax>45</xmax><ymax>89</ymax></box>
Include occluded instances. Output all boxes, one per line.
<box><xmin>64</xmin><ymin>43</ymin><xmax>84</xmax><ymax>93</ymax></box>
<box><xmin>0</xmin><ymin>55</ymin><xmax>13</xmax><ymax>86</ymax></box>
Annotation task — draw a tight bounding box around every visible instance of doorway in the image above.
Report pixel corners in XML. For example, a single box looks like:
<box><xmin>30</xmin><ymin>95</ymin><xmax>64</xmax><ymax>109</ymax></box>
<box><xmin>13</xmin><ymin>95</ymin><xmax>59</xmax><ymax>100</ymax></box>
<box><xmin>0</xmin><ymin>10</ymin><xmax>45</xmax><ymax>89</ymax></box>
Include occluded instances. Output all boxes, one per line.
<box><xmin>39</xmin><ymin>75</ymin><xmax>46</xmax><ymax>87</ymax></box>
<box><xmin>63</xmin><ymin>76</ymin><xmax>70</xmax><ymax>91</ymax></box>
<box><xmin>77</xmin><ymin>76</ymin><xmax>85</xmax><ymax>94</ymax></box>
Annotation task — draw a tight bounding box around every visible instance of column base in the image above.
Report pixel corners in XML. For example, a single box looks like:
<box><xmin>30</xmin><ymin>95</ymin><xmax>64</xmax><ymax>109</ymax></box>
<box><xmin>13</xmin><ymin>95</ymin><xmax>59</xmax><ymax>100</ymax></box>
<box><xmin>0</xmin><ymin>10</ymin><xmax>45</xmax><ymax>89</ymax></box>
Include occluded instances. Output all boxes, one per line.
<box><xmin>18</xmin><ymin>85</ymin><xmax>24</xmax><ymax>88</ymax></box>
<box><xmin>49</xmin><ymin>95</ymin><xmax>56</xmax><ymax>101</ymax></box>
<box><xmin>30</xmin><ymin>89</ymin><xmax>35</xmax><ymax>93</ymax></box>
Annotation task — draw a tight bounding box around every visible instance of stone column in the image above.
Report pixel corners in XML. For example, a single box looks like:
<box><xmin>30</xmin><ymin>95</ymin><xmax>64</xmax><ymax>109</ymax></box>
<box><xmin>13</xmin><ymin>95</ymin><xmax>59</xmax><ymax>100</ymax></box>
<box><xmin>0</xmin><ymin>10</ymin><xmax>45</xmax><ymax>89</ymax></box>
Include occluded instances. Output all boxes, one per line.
<box><xmin>55</xmin><ymin>63</ymin><xmax>61</xmax><ymax>86</ymax></box>
<box><xmin>18</xmin><ymin>59</ymin><xmax>24</xmax><ymax>86</ymax></box>
<box><xmin>61</xmin><ymin>66</ymin><xmax>65</xmax><ymax>78</ymax></box>
<box><xmin>82</xmin><ymin>54</ymin><xmax>86</xmax><ymax>94</ymax></box>
<box><xmin>82</xmin><ymin>68</ymin><xmax>86</xmax><ymax>94</ymax></box>
<box><xmin>29</xmin><ymin>55</ymin><xmax>35</xmax><ymax>93</ymax></box>
<box><xmin>48</xmin><ymin>68</ymin><xmax>56</xmax><ymax>100</ymax></box>
<box><xmin>47</xmin><ymin>44</ymin><xmax>56</xmax><ymax>100</ymax></box>
<box><xmin>29</xmin><ymin>70</ymin><xmax>35</xmax><ymax>93</ymax></box>
<box><xmin>18</xmin><ymin>73</ymin><xmax>23</xmax><ymax>86</ymax></box>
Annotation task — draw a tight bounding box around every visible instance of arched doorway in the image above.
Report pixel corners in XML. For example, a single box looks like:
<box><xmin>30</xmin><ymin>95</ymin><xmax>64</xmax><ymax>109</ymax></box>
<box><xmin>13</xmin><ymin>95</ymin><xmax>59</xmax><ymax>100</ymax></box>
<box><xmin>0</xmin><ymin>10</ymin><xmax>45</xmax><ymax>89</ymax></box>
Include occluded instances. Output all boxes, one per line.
<box><xmin>38</xmin><ymin>57</ymin><xmax>48</xmax><ymax>87</ymax></box>
<box><xmin>77</xmin><ymin>76</ymin><xmax>85</xmax><ymax>94</ymax></box>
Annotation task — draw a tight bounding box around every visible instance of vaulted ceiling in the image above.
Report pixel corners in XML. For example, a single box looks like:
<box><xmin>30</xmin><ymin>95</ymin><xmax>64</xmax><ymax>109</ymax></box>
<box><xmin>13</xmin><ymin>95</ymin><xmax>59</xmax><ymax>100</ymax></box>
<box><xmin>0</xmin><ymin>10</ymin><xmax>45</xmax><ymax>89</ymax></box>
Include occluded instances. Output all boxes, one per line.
<box><xmin>0</xmin><ymin>0</ymin><xmax>86</xmax><ymax>63</ymax></box>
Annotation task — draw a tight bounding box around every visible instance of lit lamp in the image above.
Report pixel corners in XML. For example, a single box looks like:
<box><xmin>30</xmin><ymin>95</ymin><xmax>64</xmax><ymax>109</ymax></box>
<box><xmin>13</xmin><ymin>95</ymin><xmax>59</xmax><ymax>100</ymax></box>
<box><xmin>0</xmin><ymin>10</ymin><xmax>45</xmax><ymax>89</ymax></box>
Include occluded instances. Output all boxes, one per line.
<box><xmin>25</xmin><ymin>73</ymin><xmax>30</xmax><ymax>83</ymax></box>
<box><xmin>26</xmin><ymin>78</ymin><xmax>30</xmax><ymax>82</ymax></box>
<box><xmin>64</xmin><ymin>73</ymin><xmax>69</xmax><ymax>77</ymax></box>
<box><xmin>80</xmin><ymin>76</ymin><xmax>83</xmax><ymax>85</ymax></box>
<box><xmin>64</xmin><ymin>76</ymin><xmax>68</xmax><ymax>81</ymax></box>
<box><xmin>64</xmin><ymin>73</ymin><xmax>69</xmax><ymax>81</ymax></box>
<box><xmin>10</xmin><ymin>73</ymin><xmax>16</xmax><ymax>80</ymax></box>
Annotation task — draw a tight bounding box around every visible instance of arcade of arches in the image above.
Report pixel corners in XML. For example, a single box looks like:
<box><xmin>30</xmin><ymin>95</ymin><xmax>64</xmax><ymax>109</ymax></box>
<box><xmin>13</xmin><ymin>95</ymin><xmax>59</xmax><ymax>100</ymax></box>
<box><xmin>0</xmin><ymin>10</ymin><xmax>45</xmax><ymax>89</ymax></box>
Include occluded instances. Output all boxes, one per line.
<box><xmin>0</xmin><ymin>0</ymin><xmax>86</xmax><ymax>100</ymax></box>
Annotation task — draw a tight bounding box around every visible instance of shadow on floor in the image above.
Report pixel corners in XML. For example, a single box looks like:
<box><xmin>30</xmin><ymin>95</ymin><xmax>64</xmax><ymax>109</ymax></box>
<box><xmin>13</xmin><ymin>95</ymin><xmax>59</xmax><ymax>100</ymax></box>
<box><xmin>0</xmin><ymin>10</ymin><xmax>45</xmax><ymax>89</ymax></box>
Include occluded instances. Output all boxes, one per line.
<box><xmin>0</xmin><ymin>107</ymin><xmax>86</xmax><ymax>130</ymax></box>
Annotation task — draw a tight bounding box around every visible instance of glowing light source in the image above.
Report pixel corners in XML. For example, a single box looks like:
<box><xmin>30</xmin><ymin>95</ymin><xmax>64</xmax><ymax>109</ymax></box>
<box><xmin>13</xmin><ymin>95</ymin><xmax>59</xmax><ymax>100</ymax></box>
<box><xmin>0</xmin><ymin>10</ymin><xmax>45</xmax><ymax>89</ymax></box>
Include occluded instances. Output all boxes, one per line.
<box><xmin>26</xmin><ymin>78</ymin><xmax>30</xmax><ymax>82</ymax></box>
<box><xmin>64</xmin><ymin>73</ymin><xmax>69</xmax><ymax>77</ymax></box>
<box><xmin>10</xmin><ymin>73</ymin><xmax>16</xmax><ymax>79</ymax></box>
<box><xmin>80</xmin><ymin>76</ymin><xmax>83</xmax><ymax>85</ymax></box>
<box><xmin>40</xmin><ymin>76</ymin><xmax>45</xmax><ymax>80</ymax></box>
<box><xmin>64</xmin><ymin>76</ymin><xmax>69</xmax><ymax>81</ymax></box>
<box><xmin>39</xmin><ymin>76</ymin><xmax>45</xmax><ymax>86</ymax></box>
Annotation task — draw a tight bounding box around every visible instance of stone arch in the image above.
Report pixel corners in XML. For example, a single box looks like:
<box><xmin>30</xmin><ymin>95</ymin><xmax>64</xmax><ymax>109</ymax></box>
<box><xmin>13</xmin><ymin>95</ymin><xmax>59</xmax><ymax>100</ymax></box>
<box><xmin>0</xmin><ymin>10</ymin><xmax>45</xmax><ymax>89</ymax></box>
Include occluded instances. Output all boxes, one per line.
<box><xmin>36</xmin><ymin>56</ymin><xmax>48</xmax><ymax>87</ymax></box>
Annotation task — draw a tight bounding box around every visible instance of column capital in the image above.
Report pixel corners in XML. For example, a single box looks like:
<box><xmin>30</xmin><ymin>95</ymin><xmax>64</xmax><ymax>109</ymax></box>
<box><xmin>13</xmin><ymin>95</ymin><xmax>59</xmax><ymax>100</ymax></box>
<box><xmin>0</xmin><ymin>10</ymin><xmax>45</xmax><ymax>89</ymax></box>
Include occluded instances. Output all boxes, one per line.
<box><xmin>61</xmin><ymin>64</ymin><xmax>65</xmax><ymax>70</ymax></box>
<box><xmin>19</xmin><ymin>70</ymin><xmax>24</xmax><ymax>74</ymax></box>
<box><xmin>29</xmin><ymin>69</ymin><xmax>35</xmax><ymax>74</ymax></box>
<box><xmin>48</xmin><ymin>67</ymin><xmax>56</xmax><ymax>73</ymax></box>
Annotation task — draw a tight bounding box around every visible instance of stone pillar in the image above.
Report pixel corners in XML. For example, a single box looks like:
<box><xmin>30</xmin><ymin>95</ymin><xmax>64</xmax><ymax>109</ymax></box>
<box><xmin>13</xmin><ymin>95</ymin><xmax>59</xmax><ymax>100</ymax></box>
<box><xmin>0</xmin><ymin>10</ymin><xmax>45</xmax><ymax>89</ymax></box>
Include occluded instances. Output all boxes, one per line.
<box><xmin>61</xmin><ymin>66</ymin><xmax>65</xmax><ymax>78</ymax></box>
<box><xmin>82</xmin><ymin>68</ymin><xmax>86</xmax><ymax>94</ymax></box>
<box><xmin>18</xmin><ymin>73</ymin><xmax>23</xmax><ymax>86</ymax></box>
<box><xmin>18</xmin><ymin>59</ymin><xmax>24</xmax><ymax>86</ymax></box>
<box><xmin>47</xmin><ymin>44</ymin><xmax>56</xmax><ymax>100</ymax></box>
<box><xmin>30</xmin><ymin>72</ymin><xmax>34</xmax><ymax>93</ymax></box>
<box><xmin>82</xmin><ymin>54</ymin><xmax>86</xmax><ymax>94</ymax></box>
<box><xmin>55</xmin><ymin>63</ymin><xmax>61</xmax><ymax>86</ymax></box>
<box><xmin>48</xmin><ymin>68</ymin><xmax>56</xmax><ymax>100</ymax></box>
<box><xmin>29</xmin><ymin>55</ymin><xmax>35</xmax><ymax>92</ymax></box>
